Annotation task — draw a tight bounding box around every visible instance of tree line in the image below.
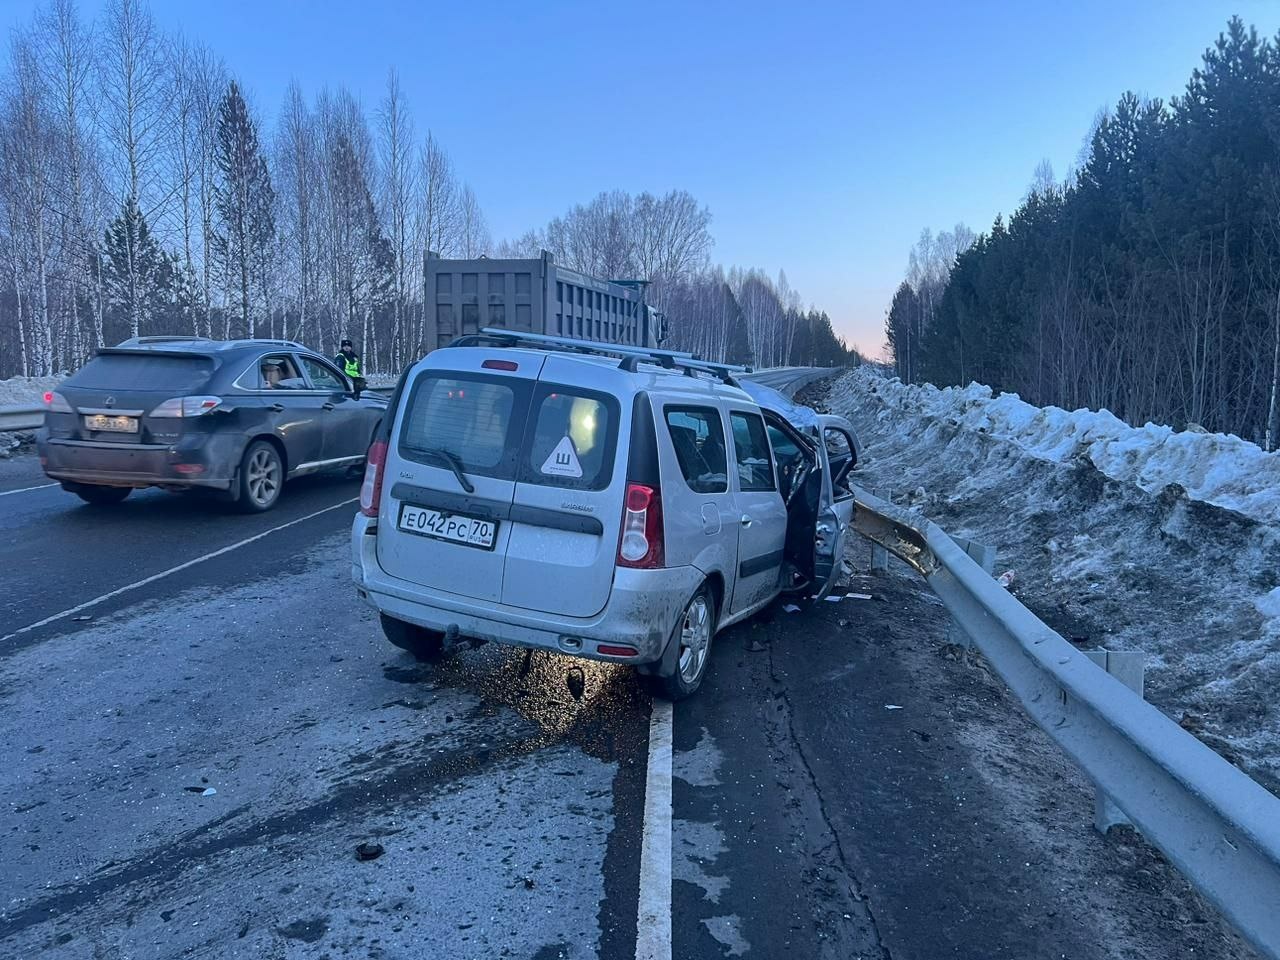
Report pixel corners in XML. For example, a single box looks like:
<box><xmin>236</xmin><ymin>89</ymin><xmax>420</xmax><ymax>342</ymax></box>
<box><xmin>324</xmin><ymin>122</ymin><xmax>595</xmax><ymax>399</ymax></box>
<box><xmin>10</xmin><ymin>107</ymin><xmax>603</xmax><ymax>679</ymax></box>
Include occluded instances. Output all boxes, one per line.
<box><xmin>887</xmin><ymin>17</ymin><xmax>1280</xmax><ymax>448</ymax></box>
<box><xmin>0</xmin><ymin>0</ymin><xmax>858</xmax><ymax>379</ymax></box>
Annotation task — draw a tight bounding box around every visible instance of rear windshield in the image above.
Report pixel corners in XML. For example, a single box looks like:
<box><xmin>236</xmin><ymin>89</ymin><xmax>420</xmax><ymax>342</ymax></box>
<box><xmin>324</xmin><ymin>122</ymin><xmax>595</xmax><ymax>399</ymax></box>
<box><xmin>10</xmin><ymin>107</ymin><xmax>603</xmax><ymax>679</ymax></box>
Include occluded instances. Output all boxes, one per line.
<box><xmin>396</xmin><ymin>373</ymin><xmax>618</xmax><ymax>489</ymax></box>
<box><xmin>521</xmin><ymin>386</ymin><xmax>618</xmax><ymax>491</ymax></box>
<box><xmin>399</xmin><ymin>374</ymin><xmax>527</xmax><ymax>477</ymax></box>
<box><xmin>68</xmin><ymin>354</ymin><xmax>214</xmax><ymax>392</ymax></box>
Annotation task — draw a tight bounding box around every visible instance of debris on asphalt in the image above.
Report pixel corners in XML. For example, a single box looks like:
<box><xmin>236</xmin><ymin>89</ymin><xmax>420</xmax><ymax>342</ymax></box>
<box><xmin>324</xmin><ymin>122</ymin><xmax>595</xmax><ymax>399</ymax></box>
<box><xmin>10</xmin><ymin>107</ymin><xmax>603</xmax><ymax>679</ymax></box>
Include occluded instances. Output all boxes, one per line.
<box><xmin>783</xmin><ymin>604</ymin><xmax>801</xmax><ymax>613</ymax></box>
<box><xmin>183</xmin><ymin>786</ymin><xmax>217</xmax><ymax>796</ymax></box>
<box><xmin>565</xmin><ymin>666</ymin><xmax>585</xmax><ymax>702</ymax></box>
<box><xmin>824</xmin><ymin>595</ymin><xmax>843</xmax><ymax>603</ymax></box>
<box><xmin>997</xmin><ymin>570</ymin><xmax>1016</xmax><ymax>589</ymax></box>
<box><xmin>885</xmin><ymin>704</ymin><xmax>904</xmax><ymax>711</ymax></box>
<box><xmin>847</xmin><ymin>593</ymin><xmax>873</xmax><ymax>600</ymax></box>
<box><xmin>837</xmin><ymin>619</ymin><xmax>850</xmax><ymax>629</ymax></box>
<box><xmin>355</xmin><ymin>842</ymin><xmax>384</xmax><ymax>862</ymax></box>
<box><xmin>72</xmin><ymin>615</ymin><xmax>92</xmax><ymax>621</ymax></box>
<box><xmin>747</xmin><ymin>638</ymin><xmax>767</xmax><ymax>652</ymax></box>
<box><xmin>329</xmin><ymin>654</ymin><xmax>344</xmax><ymax>663</ymax></box>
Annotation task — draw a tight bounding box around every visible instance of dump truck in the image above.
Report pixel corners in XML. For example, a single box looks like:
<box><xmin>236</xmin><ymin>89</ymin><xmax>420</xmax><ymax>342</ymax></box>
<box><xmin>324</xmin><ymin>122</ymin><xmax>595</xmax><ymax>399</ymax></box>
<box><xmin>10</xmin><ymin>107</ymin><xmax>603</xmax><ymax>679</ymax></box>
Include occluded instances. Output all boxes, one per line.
<box><xmin>422</xmin><ymin>251</ymin><xmax>668</xmax><ymax>354</ymax></box>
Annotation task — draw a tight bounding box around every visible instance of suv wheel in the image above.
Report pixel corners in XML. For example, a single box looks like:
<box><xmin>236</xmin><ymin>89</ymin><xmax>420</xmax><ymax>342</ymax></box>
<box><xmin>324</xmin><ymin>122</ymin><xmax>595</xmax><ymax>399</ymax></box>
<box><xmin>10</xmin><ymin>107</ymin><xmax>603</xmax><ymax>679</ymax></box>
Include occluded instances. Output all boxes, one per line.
<box><xmin>238</xmin><ymin>440</ymin><xmax>283</xmax><ymax>512</ymax></box>
<box><xmin>380</xmin><ymin>613</ymin><xmax>446</xmax><ymax>663</ymax></box>
<box><xmin>73</xmin><ymin>484</ymin><xmax>131</xmax><ymax>506</ymax></box>
<box><xmin>648</xmin><ymin>584</ymin><xmax>716</xmax><ymax>701</ymax></box>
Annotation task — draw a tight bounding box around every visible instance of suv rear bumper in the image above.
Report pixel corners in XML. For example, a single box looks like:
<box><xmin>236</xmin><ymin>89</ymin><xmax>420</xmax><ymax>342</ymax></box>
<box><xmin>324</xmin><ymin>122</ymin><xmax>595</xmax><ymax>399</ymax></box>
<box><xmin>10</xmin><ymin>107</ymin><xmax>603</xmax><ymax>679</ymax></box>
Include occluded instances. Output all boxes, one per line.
<box><xmin>38</xmin><ymin>433</ymin><xmax>237</xmax><ymax>490</ymax></box>
<box><xmin>351</xmin><ymin>514</ymin><xmax>700</xmax><ymax>664</ymax></box>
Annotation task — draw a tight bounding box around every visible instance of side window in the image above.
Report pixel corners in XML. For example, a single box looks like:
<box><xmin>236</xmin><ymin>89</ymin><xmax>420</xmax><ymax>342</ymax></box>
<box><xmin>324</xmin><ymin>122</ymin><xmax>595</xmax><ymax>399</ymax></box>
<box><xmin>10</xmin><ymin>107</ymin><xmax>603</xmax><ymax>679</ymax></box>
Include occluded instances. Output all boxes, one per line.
<box><xmin>730</xmin><ymin>412</ymin><xmax>775</xmax><ymax>492</ymax></box>
<box><xmin>664</xmin><ymin>406</ymin><xmax>728</xmax><ymax>494</ymax></box>
<box><xmin>301</xmin><ymin>357</ymin><xmax>347</xmax><ymax>392</ymax></box>
<box><xmin>766</xmin><ymin>423</ymin><xmax>807</xmax><ymax>501</ymax></box>
<box><xmin>824</xmin><ymin>428</ymin><xmax>856</xmax><ymax>499</ymax></box>
<box><xmin>247</xmin><ymin>355</ymin><xmax>304</xmax><ymax>390</ymax></box>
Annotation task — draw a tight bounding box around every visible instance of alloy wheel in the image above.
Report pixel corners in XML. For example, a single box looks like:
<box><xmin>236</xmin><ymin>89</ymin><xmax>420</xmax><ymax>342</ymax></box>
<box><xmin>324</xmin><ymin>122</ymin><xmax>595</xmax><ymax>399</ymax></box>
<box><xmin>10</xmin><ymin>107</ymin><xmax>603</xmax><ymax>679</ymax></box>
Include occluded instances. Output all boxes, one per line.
<box><xmin>677</xmin><ymin>594</ymin><xmax>712</xmax><ymax>684</ymax></box>
<box><xmin>247</xmin><ymin>448</ymin><xmax>280</xmax><ymax>506</ymax></box>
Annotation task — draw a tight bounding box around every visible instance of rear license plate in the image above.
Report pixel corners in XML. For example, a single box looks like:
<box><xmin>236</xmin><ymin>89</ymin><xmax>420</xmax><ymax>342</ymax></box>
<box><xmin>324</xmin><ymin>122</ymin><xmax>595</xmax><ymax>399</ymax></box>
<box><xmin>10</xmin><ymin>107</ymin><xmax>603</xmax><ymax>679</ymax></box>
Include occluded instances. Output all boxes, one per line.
<box><xmin>84</xmin><ymin>414</ymin><xmax>138</xmax><ymax>433</ymax></box>
<box><xmin>397</xmin><ymin>504</ymin><xmax>497</xmax><ymax>550</ymax></box>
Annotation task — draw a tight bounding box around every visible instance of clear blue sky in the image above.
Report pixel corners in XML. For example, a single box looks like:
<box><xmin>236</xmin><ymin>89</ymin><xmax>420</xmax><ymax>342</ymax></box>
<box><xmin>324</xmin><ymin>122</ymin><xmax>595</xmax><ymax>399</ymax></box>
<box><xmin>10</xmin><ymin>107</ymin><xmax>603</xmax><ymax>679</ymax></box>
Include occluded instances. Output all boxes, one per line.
<box><xmin>8</xmin><ymin>0</ymin><xmax>1275</xmax><ymax>356</ymax></box>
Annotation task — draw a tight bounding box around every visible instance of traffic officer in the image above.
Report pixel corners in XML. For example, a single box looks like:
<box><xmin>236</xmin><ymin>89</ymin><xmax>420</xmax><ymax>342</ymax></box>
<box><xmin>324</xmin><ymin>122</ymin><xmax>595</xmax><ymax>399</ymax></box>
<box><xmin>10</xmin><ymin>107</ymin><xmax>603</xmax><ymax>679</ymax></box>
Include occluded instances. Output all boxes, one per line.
<box><xmin>334</xmin><ymin>338</ymin><xmax>362</xmax><ymax>380</ymax></box>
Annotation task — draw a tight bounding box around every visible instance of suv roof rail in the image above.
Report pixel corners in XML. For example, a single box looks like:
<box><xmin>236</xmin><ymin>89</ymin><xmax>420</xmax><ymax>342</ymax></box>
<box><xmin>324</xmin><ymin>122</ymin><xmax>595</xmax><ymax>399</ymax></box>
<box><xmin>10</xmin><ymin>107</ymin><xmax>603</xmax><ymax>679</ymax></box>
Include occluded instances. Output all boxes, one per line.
<box><xmin>116</xmin><ymin>335</ymin><xmax>212</xmax><ymax>346</ymax></box>
<box><xmin>451</xmin><ymin>327</ymin><xmax>751</xmax><ymax>385</ymax></box>
<box><xmin>233</xmin><ymin>338</ymin><xmax>308</xmax><ymax>350</ymax></box>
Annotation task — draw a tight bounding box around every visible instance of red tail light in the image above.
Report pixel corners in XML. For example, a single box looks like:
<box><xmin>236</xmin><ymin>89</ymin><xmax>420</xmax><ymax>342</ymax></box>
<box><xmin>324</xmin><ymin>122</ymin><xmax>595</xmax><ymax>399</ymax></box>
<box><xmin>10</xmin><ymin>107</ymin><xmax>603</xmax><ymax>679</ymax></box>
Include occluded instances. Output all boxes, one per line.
<box><xmin>616</xmin><ymin>482</ymin><xmax>664</xmax><ymax>568</ymax></box>
<box><xmin>360</xmin><ymin>440</ymin><xmax>388</xmax><ymax>517</ymax></box>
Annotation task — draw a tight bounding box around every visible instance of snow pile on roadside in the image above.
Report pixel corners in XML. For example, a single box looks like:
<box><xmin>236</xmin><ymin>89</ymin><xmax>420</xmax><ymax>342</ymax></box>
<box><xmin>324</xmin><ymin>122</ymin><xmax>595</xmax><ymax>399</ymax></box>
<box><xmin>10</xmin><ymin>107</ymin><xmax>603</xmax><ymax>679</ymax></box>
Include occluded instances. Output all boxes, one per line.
<box><xmin>0</xmin><ymin>375</ymin><xmax>63</xmax><ymax>407</ymax></box>
<box><xmin>821</xmin><ymin>368</ymin><xmax>1280</xmax><ymax>791</ymax></box>
<box><xmin>848</xmin><ymin>374</ymin><xmax>1280</xmax><ymax>524</ymax></box>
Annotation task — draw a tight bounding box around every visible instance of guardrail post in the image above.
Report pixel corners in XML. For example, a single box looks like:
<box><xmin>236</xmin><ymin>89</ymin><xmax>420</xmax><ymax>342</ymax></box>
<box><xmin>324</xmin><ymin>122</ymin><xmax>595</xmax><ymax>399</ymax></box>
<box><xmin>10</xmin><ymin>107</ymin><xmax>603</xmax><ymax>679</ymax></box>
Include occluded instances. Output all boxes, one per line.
<box><xmin>947</xmin><ymin>537</ymin><xmax>996</xmax><ymax>649</ymax></box>
<box><xmin>869</xmin><ymin>488</ymin><xmax>891</xmax><ymax>572</ymax></box>
<box><xmin>1083</xmin><ymin>649</ymin><xmax>1145</xmax><ymax>833</ymax></box>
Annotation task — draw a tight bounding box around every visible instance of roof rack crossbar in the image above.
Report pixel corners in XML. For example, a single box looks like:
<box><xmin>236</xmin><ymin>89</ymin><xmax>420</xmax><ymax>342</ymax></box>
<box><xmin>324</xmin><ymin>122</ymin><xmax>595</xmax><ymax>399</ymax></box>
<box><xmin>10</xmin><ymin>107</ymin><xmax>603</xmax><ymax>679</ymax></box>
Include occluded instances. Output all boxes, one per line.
<box><xmin>458</xmin><ymin>327</ymin><xmax>748</xmax><ymax>383</ymax></box>
<box><xmin>467</xmin><ymin>326</ymin><xmax>697</xmax><ymax>361</ymax></box>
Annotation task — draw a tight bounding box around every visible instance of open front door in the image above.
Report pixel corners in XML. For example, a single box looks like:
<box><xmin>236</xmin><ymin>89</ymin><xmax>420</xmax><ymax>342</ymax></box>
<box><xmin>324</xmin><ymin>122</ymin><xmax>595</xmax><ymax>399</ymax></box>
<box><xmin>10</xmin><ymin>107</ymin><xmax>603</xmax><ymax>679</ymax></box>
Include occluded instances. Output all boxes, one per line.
<box><xmin>761</xmin><ymin>413</ymin><xmax>821</xmax><ymax>594</ymax></box>
<box><xmin>811</xmin><ymin>415</ymin><xmax>859</xmax><ymax>598</ymax></box>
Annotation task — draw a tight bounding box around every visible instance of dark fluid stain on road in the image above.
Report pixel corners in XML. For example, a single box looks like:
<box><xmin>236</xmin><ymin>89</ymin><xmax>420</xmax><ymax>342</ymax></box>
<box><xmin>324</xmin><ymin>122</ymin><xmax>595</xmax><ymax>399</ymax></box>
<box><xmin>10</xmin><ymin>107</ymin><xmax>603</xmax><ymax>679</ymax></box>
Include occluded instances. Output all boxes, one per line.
<box><xmin>276</xmin><ymin>916</ymin><xmax>330</xmax><ymax>943</ymax></box>
<box><xmin>383</xmin><ymin>645</ymin><xmax>649</xmax><ymax>766</ymax></box>
<box><xmin>530</xmin><ymin>943</ymin><xmax>572</xmax><ymax>960</ymax></box>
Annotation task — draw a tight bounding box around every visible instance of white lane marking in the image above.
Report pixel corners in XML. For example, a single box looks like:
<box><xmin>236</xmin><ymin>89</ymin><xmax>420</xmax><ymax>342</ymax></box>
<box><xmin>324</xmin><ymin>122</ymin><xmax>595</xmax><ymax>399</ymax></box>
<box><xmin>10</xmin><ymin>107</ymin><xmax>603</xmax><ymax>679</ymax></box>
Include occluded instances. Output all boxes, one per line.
<box><xmin>0</xmin><ymin>498</ymin><xmax>357</xmax><ymax>644</ymax></box>
<box><xmin>636</xmin><ymin>699</ymin><xmax>674</xmax><ymax>960</ymax></box>
<box><xmin>0</xmin><ymin>482</ymin><xmax>57</xmax><ymax>497</ymax></box>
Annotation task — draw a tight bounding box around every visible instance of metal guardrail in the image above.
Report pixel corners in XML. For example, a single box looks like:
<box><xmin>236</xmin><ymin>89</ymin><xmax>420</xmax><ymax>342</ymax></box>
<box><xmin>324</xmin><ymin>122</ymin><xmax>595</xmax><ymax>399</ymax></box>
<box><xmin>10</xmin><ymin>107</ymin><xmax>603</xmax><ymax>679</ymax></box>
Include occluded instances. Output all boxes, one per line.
<box><xmin>850</xmin><ymin>485</ymin><xmax>1280</xmax><ymax>959</ymax></box>
<box><xmin>0</xmin><ymin>404</ymin><xmax>43</xmax><ymax>432</ymax></box>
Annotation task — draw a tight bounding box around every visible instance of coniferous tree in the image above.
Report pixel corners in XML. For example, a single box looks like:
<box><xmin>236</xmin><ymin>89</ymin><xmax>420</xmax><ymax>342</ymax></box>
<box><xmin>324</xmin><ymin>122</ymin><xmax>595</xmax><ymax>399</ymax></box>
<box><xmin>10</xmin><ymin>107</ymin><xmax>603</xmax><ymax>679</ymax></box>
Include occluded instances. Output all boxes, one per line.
<box><xmin>212</xmin><ymin>80</ymin><xmax>273</xmax><ymax>338</ymax></box>
<box><xmin>101</xmin><ymin>195</ymin><xmax>169</xmax><ymax>340</ymax></box>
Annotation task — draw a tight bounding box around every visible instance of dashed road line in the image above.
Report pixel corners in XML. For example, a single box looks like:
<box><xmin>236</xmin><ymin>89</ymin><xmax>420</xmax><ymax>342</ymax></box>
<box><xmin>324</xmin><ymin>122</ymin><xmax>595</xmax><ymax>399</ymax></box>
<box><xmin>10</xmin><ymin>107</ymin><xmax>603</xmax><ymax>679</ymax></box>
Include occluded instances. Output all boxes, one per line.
<box><xmin>0</xmin><ymin>482</ymin><xmax>57</xmax><ymax>497</ymax></box>
<box><xmin>0</xmin><ymin>497</ymin><xmax>357</xmax><ymax>644</ymax></box>
<box><xmin>636</xmin><ymin>698</ymin><xmax>673</xmax><ymax>960</ymax></box>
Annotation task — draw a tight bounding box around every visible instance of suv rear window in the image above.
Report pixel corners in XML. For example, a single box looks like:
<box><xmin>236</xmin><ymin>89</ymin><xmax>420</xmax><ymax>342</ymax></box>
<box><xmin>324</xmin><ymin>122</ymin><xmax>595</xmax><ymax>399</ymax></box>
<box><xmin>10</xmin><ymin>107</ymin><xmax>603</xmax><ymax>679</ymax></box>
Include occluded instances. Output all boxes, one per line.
<box><xmin>399</xmin><ymin>374</ymin><xmax>524</xmax><ymax>476</ymax></box>
<box><xmin>520</xmin><ymin>385</ymin><xmax>618</xmax><ymax>491</ymax></box>
<box><xmin>68</xmin><ymin>354</ymin><xmax>213</xmax><ymax>392</ymax></box>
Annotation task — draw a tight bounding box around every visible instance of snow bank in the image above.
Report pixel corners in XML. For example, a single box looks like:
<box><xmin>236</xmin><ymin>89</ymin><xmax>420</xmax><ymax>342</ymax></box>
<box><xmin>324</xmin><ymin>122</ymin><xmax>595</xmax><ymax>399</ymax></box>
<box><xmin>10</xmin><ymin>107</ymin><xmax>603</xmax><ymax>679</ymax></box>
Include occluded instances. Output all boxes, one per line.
<box><xmin>823</xmin><ymin>368</ymin><xmax>1280</xmax><ymax>791</ymax></box>
<box><xmin>847</xmin><ymin>373</ymin><xmax>1280</xmax><ymax>524</ymax></box>
<box><xmin>0</xmin><ymin>375</ymin><xmax>63</xmax><ymax>407</ymax></box>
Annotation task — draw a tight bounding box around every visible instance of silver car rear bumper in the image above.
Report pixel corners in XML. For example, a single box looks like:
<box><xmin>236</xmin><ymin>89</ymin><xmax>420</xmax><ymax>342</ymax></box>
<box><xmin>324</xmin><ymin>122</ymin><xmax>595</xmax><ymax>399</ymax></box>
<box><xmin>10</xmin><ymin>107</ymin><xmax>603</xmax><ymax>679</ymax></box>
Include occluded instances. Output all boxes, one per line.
<box><xmin>351</xmin><ymin>513</ymin><xmax>701</xmax><ymax>664</ymax></box>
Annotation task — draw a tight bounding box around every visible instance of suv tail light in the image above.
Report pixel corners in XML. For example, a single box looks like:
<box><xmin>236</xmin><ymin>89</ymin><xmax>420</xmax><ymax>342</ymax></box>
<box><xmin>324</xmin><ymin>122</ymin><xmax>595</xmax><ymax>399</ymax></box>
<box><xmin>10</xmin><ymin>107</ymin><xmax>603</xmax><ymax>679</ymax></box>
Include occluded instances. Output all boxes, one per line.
<box><xmin>360</xmin><ymin>439</ymin><xmax>388</xmax><ymax>517</ymax></box>
<box><xmin>150</xmin><ymin>396</ymin><xmax>222</xmax><ymax>418</ymax></box>
<box><xmin>44</xmin><ymin>390</ymin><xmax>72</xmax><ymax>413</ymax></box>
<box><xmin>617</xmin><ymin>482</ymin><xmax>664</xmax><ymax>568</ymax></box>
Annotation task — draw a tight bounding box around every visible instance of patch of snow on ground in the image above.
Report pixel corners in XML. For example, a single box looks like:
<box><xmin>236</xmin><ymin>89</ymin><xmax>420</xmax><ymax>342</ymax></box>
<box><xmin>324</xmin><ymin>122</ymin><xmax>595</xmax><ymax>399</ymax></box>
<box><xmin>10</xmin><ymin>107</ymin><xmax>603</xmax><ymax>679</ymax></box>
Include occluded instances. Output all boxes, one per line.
<box><xmin>819</xmin><ymin>367</ymin><xmax>1280</xmax><ymax>791</ymax></box>
<box><xmin>0</xmin><ymin>374</ymin><xmax>63</xmax><ymax>407</ymax></box>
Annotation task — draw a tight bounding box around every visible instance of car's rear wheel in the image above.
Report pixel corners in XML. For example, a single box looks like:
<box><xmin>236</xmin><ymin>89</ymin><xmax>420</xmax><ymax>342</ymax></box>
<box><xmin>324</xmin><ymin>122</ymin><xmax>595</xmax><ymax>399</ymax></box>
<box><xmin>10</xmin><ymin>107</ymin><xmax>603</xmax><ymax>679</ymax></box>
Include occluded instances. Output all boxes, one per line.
<box><xmin>73</xmin><ymin>484</ymin><xmax>131</xmax><ymax>506</ymax></box>
<box><xmin>237</xmin><ymin>440</ymin><xmax>283</xmax><ymax>512</ymax></box>
<box><xmin>647</xmin><ymin>584</ymin><xmax>716</xmax><ymax>701</ymax></box>
<box><xmin>380</xmin><ymin>613</ymin><xmax>446</xmax><ymax>663</ymax></box>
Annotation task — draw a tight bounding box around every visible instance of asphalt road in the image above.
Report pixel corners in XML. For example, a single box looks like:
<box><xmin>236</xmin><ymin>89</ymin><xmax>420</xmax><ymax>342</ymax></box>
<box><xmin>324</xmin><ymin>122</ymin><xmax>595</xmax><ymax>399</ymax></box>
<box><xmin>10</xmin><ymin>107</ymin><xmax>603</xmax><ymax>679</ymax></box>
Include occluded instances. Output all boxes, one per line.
<box><xmin>0</xmin><ymin>369</ymin><xmax>1259</xmax><ymax>959</ymax></box>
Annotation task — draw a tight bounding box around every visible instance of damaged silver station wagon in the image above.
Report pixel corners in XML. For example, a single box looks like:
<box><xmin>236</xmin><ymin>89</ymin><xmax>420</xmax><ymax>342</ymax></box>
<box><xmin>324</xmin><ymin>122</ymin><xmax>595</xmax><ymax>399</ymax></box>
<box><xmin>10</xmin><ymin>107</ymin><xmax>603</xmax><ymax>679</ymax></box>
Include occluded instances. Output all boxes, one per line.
<box><xmin>351</xmin><ymin>329</ymin><xmax>858</xmax><ymax>699</ymax></box>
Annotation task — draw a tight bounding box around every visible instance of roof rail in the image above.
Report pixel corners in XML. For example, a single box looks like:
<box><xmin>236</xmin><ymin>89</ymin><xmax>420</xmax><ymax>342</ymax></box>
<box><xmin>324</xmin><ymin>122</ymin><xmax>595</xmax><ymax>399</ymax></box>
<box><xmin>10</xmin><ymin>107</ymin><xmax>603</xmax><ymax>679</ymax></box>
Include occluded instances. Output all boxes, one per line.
<box><xmin>451</xmin><ymin>327</ymin><xmax>750</xmax><ymax>385</ymax></box>
<box><xmin>237</xmin><ymin>338</ymin><xmax>307</xmax><ymax>350</ymax></box>
<box><xmin>116</xmin><ymin>335</ymin><xmax>212</xmax><ymax>346</ymax></box>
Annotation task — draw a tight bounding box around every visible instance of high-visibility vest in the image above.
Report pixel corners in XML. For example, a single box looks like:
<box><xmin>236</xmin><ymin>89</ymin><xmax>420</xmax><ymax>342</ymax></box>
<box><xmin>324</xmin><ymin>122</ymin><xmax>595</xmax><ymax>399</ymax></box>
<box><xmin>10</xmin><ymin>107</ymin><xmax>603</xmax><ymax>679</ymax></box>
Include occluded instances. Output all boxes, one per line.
<box><xmin>339</xmin><ymin>354</ymin><xmax>361</xmax><ymax>378</ymax></box>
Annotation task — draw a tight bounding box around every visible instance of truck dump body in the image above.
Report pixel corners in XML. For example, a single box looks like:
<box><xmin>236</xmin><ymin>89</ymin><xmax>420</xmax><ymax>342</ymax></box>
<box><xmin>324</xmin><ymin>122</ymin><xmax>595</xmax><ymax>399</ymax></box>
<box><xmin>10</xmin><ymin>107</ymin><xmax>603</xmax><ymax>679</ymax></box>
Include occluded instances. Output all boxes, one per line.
<box><xmin>423</xmin><ymin>251</ymin><xmax>663</xmax><ymax>353</ymax></box>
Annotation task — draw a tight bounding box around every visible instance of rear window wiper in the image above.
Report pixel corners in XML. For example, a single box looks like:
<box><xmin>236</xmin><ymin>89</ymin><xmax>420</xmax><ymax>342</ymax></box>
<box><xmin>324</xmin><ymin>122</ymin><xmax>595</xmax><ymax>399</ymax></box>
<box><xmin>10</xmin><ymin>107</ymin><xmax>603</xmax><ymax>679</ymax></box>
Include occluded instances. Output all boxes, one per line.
<box><xmin>419</xmin><ymin>446</ymin><xmax>475</xmax><ymax>494</ymax></box>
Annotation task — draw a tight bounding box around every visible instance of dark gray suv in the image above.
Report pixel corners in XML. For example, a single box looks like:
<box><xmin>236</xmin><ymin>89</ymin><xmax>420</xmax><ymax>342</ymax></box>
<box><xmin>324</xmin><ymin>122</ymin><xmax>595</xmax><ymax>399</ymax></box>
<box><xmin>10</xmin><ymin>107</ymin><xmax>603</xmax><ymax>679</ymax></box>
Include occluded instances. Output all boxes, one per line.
<box><xmin>38</xmin><ymin>336</ymin><xmax>386</xmax><ymax>511</ymax></box>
